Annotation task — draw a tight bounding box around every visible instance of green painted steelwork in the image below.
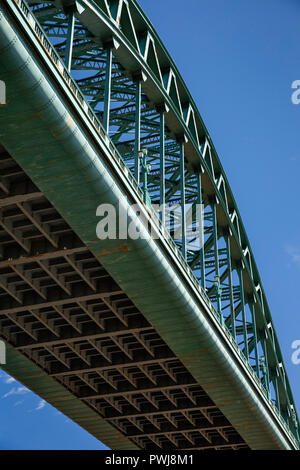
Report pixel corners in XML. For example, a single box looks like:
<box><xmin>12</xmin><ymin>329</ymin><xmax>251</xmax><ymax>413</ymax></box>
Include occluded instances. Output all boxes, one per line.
<box><xmin>65</xmin><ymin>10</ymin><xmax>75</xmax><ymax>72</ymax></box>
<box><xmin>103</xmin><ymin>46</ymin><xmax>113</xmax><ymax>134</ymax></box>
<box><xmin>0</xmin><ymin>0</ymin><xmax>298</xmax><ymax>450</ymax></box>
<box><xmin>159</xmin><ymin>110</ymin><xmax>165</xmax><ymax>224</ymax></box>
<box><xmin>134</xmin><ymin>78</ymin><xmax>141</xmax><ymax>182</ymax></box>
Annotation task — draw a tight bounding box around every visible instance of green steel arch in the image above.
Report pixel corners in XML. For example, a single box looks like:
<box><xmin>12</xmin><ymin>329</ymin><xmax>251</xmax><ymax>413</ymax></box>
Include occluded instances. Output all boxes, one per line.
<box><xmin>0</xmin><ymin>0</ymin><xmax>298</xmax><ymax>450</ymax></box>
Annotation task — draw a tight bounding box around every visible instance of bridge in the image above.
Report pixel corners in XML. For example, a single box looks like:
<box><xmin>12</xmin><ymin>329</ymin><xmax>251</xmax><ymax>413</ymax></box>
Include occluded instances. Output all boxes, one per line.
<box><xmin>0</xmin><ymin>0</ymin><xmax>298</xmax><ymax>451</ymax></box>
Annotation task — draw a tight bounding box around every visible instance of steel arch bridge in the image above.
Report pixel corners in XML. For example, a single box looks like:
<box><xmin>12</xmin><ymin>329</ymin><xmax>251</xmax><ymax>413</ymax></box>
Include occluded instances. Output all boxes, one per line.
<box><xmin>0</xmin><ymin>0</ymin><xmax>298</xmax><ymax>450</ymax></box>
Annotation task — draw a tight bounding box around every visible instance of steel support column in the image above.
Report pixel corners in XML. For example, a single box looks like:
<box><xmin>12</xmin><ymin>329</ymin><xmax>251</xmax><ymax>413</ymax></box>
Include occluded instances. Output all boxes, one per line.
<box><xmin>196</xmin><ymin>172</ymin><xmax>205</xmax><ymax>289</ymax></box>
<box><xmin>134</xmin><ymin>79</ymin><xmax>141</xmax><ymax>182</ymax></box>
<box><xmin>261</xmin><ymin>333</ymin><xmax>271</xmax><ymax>398</ymax></box>
<box><xmin>159</xmin><ymin>110</ymin><xmax>165</xmax><ymax>225</ymax></box>
<box><xmin>225</xmin><ymin>233</ymin><xmax>236</xmax><ymax>339</ymax></box>
<box><xmin>271</xmin><ymin>370</ymin><xmax>280</xmax><ymax>410</ymax></box>
<box><xmin>237</xmin><ymin>266</ymin><xmax>249</xmax><ymax>360</ymax></box>
<box><xmin>179</xmin><ymin>141</ymin><xmax>186</xmax><ymax>259</ymax></box>
<box><xmin>212</xmin><ymin>200</ymin><xmax>223</xmax><ymax>322</ymax></box>
<box><xmin>249</xmin><ymin>301</ymin><xmax>259</xmax><ymax>378</ymax></box>
<box><xmin>65</xmin><ymin>10</ymin><xmax>75</xmax><ymax>72</ymax></box>
<box><xmin>103</xmin><ymin>46</ymin><xmax>113</xmax><ymax>135</ymax></box>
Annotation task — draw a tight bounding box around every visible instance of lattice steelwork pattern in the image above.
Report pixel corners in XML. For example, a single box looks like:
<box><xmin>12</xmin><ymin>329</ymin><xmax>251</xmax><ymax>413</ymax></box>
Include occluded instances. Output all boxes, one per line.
<box><xmin>0</xmin><ymin>0</ymin><xmax>299</xmax><ymax>447</ymax></box>
<box><xmin>16</xmin><ymin>0</ymin><xmax>299</xmax><ymax>438</ymax></box>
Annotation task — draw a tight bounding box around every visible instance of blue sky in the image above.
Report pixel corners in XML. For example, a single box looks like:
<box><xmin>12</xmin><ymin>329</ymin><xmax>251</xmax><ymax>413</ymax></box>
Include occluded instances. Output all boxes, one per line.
<box><xmin>1</xmin><ymin>0</ymin><xmax>300</xmax><ymax>449</ymax></box>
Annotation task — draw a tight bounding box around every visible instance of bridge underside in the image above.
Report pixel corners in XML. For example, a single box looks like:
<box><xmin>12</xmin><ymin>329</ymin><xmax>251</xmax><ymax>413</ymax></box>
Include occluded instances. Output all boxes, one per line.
<box><xmin>0</xmin><ymin>144</ymin><xmax>248</xmax><ymax>450</ymax></box>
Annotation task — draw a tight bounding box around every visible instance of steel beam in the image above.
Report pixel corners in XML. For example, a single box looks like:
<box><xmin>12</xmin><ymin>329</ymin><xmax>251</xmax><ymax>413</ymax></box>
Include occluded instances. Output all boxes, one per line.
<box><xmin>225</xmin><ymin>233</ymin><xmax>236</xmax><ymax>339</ymax></box>
<box><xmin>134</xmin><ymin>78</ymin><xmax>141</xmax><ymax>182</ymax></box>
<box><xmin>179</xmin><ymin>141</ymin><xmax>186</xmax><ymax>259</ymax></box>
<box><xmin>80</xmin><ymin>383</ymin><xmax>198</xmax><ymax>400</ymax></box>
<box><xmin>65</xmin><ymin>10</ymin><xmax>75</xmax><ymax>72</ymax></box>
<box><xmin>50</xmin><ymin>354</ymin><xmax>177</xmax><ymax>377</ymax></box>
<box><xmin>103</xmin><ymin>46</ymin><xmax>113</xmax><ymax>134</ymax></box>
<box><xmin>237</xmin><ymin>266</ymin><xmax>249</xmax><ymax>360</ymax></box>
<box><xmin>196</xmin><ymin>172</ymin><xmax>205</xmax><ymax>289</ymax></box>
<box><xmin>211</xmin><ymin>201</ymin><xmax>223</xmax><ymax>321</ymax></box>
<box><xmin>159</xmin><ymin>110</ymin><xmax>165</xmax><ymax>224</ymax></box>
<box><xmin>249</xmin><ymin>301</ymin><xmax>259</xmax><ymax>377</ymax></box>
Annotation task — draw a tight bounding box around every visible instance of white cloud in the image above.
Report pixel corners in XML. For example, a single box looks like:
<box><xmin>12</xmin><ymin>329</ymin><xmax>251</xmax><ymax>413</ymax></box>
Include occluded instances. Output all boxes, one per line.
<box><xmin>286</xmin><ymin>245</ymin><xmax>300</xmax><ymax>267</ymax></box>
<box><xmin>14</xmin><ymin>400</ymin><xmax>24</xmax><ymax>407</ymax></box>
<box><xmin>2</xmin><ymin>386</ymin><xmax>29</xmax><ymax>399</ymax></box>
<box><xmin>5</xmin><ymin>376</ymin><xmax>15</xmax><ymax>384</ymax></box>
<box><xmin>27</xmin><ymin>399</ymin><xmax>47</xmax><ymax>413</ymax></box>
<box><xmin>1</xmin><ymin>372</ymin><xmax>16</xmax><ymax>384</ymax></box>
<box><xmin>35</xmin><ymin>399</ymin><xmax>46</xmax><ymax>411</ymax></box>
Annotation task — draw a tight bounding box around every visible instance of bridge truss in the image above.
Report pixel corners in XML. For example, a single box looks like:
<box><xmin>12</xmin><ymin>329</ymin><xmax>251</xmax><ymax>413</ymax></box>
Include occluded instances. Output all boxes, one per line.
<box><xmin>0</xmin><ymin>0</ymin><xmax>298</xmax><ymax>450</ymax></box>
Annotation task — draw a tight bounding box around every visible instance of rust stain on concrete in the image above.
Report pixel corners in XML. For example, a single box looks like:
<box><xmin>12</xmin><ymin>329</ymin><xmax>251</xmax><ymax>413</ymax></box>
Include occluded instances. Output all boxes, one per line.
<box><xmin>117</xmin><ymin>245</ymin><xmax>129</xmax><ymax>252</ymax></box>
<box><xmin>99</xmin><ymin>245</ymin><xmax>130</xmax><ymax>256</ymax></box>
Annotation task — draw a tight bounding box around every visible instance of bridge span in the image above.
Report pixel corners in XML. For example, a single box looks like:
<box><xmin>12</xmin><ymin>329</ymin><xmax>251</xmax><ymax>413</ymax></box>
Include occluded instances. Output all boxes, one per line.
<box><xmin>0</xmin><ymin>0</ymin><xmax>298</xmax><ymax>450</ymax></box>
